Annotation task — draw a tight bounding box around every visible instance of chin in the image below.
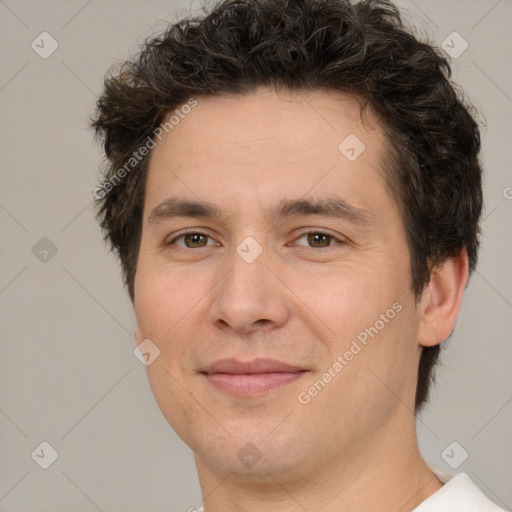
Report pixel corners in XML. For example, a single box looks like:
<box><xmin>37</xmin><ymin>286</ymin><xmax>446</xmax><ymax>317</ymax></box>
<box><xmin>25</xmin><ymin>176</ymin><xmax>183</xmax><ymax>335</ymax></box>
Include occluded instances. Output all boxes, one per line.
<box><xmin>188</xmin><ymin>420</ymin><xmax>315</xmax><ymax>483</ymax></box>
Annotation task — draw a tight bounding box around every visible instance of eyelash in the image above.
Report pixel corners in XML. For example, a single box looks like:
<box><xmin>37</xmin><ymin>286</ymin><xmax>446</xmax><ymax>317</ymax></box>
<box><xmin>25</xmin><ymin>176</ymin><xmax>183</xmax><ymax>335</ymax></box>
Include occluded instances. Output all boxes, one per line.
<box><xmin>165</xmin><ymin>228</ymin><xmax>346</xmax><ymax>249</ymax></box>
<box><xmin>295</xmin><ymin>231</ymin><xmax>346</xmax><ymax>248</ymax></box>
<box><xmin>165</xmin><ymin>229</ymin><xmax>217</xmax><ymax>248</ymax></box>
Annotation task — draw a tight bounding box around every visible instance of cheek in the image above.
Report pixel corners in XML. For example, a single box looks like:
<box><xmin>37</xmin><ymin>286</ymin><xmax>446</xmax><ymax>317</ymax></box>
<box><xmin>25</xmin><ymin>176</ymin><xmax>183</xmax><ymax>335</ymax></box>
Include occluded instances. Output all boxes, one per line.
<box><xmin>292</xmin><ymin>255</ymin><xmax>417</xmax><ymax>384</ymax></box>
<box><xmin>134</xmin><ymin>264</ymin><xmax>205</xmax><ymax>337</ymax></box>
<box><xmin>134</xmin><ymin>262</ymin><xmax>224</xmax><ymax>383</ymax></box>
<box><xmin>144</xmin><ymin>356</ymin><xmax>201</xmax><ymax>445</ymax></box>
<box><xmin>134</xmin><ymin>267</ymin><xmax>206</xmax><ymax>430</ymax></box>
<box><xmin>292</xmin><ymin>264</ymin><xmax>395</xmax><ymax>347</ymax></box>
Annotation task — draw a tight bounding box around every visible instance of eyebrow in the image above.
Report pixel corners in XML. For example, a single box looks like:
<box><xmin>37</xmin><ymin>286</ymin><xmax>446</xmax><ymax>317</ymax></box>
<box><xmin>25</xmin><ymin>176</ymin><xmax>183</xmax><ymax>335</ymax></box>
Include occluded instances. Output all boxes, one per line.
<box><xmin>148</xmin><ymin>198</ymin><xmax>219</xmax><ymax>224</ymax></box>
<box><xmin>268</xmin><ymin>197</ymin><xmax>374</xmax><ymax>227</ymax></box>
<box><xmin>147</xmin><ymin>196</ymin><xmax>374</xmax><ymax>227</ymax></box>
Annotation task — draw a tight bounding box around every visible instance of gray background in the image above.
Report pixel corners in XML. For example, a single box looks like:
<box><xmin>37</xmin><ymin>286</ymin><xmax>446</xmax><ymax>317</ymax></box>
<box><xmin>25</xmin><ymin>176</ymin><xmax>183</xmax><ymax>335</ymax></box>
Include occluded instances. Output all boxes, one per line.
<box><xmin>0</xmin><ymin>0</ymin><xmax>511</xmax><ymax>511</ymax></box>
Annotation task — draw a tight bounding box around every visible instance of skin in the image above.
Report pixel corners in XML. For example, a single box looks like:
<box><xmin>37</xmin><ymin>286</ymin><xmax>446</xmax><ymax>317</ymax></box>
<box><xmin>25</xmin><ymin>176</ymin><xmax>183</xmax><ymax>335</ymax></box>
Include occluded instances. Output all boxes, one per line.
<box><xmin>133</xmin><ymin>87</ymin><xmax>468</xmax><ymax>511</ymax></box>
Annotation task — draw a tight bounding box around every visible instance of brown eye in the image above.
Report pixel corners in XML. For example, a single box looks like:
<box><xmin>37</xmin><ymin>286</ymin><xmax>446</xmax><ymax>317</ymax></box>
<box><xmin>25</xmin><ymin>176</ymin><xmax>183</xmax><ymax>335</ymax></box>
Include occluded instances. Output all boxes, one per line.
<box><xmin>294</xmin><ymin>231</ymin><xmax>342</xmax><ymax>248</ymax></box>
<box><xmin>307</xmin><ymin>232</ymin><xmax>332</xmax><ymax>248</ymax></box>
<box><xmin>167</xmin><ymin>232</ymin><xmax>215</xmax><ymax>248</ymax></box>
<box><xmin>183</xmin><ymin>233</ymin><xmax>209</xmax><ymax>248</ymax></box>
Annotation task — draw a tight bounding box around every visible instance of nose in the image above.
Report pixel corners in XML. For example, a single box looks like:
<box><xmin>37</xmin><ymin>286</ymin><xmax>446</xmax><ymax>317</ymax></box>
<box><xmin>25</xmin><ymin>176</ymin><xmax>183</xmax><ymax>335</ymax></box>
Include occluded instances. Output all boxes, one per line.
<box><xmin>207</xmin><ymin>247</ymin><xmax>291</xmax><ymax>335</ymax></box>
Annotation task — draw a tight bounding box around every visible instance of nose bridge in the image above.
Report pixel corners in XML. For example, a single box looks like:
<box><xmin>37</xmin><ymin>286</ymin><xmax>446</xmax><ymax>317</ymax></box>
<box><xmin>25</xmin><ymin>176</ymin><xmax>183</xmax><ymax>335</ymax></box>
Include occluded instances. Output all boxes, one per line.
<box><xmin>208</xmin><ymin>238</ymin><xmax>290</xmax><ymax>333</ymax></box>
<box><xmin>227</xmin><ymin>252</ymin><xmax>265</xmax><ymax>298</ymax></box>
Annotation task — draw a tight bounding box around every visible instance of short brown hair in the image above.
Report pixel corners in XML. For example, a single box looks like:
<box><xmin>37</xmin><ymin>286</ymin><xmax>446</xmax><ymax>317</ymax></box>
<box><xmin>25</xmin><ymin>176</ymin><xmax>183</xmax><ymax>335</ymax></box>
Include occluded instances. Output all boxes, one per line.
<box><xmin>91</xmin><ymin>0</ymin><xmax>483</xmax><ymax>412</ymax></box>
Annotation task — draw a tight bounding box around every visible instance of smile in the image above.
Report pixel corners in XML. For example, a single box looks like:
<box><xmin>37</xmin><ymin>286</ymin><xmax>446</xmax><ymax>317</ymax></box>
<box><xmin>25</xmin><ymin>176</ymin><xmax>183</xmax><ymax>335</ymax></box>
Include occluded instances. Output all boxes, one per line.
<box><xmin>202</xmin><ymin>358</ymin><xmax>308</xmax><ymax>397</ymax></box>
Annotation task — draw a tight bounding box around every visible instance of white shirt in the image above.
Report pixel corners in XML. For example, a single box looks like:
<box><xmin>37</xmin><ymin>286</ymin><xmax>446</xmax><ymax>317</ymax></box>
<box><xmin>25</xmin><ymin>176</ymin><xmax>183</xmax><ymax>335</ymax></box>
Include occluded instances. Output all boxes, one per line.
<box><xmin>191</xmin><ymin>472</ymin><xmax>506</xmax><ymax>511</ymax></box>
<box><xmin>412</xmin><ymin>472</ymin><xmax>506</xmax><ymax>511</ymax></box>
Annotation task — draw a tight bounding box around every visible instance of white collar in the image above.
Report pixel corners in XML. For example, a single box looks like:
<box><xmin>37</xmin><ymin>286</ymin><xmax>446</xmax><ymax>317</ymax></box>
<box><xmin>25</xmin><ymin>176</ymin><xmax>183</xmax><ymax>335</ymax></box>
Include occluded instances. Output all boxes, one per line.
<box><xmin>193</xmin><ymin>471</ymin><xmax>505</xmax><ymax>511</ymax></box>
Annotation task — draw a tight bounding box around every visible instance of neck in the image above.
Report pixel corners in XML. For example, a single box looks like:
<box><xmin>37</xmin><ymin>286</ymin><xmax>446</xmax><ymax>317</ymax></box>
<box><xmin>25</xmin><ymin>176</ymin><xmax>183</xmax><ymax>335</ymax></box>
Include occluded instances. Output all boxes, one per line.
<box><xmin>194</xmin><ymin>410</ymin><xmax>443</xmax><ymax>512</ymax></box>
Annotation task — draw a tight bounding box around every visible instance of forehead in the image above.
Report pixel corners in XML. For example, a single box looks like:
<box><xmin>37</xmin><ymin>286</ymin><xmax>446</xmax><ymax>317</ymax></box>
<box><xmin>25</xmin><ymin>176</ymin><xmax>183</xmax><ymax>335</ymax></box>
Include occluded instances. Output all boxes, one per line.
<box><xmin>153</xmin><ymin>87</ymin><xmax>381</xmax><ymax>153</ymax></box>
<box><xmin>144</xmin><ymin>87</ymin><xmax>392</xmax><ymax>221</ymax></box>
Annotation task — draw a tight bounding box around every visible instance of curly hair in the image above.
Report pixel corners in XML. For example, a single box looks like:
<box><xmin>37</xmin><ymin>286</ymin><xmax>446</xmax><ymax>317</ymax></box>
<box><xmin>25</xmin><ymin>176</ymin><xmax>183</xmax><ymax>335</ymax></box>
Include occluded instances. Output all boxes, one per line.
<box><xmin>91</xmin><ymin>0</ymin><xmax>483</xmax><ymax>412</ymax></box>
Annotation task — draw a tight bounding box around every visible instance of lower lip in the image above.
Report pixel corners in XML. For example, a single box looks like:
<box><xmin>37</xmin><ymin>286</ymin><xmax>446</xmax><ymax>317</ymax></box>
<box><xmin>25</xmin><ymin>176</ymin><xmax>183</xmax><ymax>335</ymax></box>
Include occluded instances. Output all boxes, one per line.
<box><xmin>205</xmin><ymin>372</ymin><xmax>306</xmax><ymax>396</ymax></box>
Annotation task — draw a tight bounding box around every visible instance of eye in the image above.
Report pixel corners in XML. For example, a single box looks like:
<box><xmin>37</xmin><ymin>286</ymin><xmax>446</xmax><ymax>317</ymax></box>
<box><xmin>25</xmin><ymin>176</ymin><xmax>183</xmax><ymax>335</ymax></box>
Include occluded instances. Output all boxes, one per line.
<box><xmin>293</xmin><ymin>231</ymin><xmax>344</xmax><ymax>248</ymax></box>
<box><xmin>166</xmin><ymin>231</ymin><xmax>217</xmax><ymax>249</ymax></box>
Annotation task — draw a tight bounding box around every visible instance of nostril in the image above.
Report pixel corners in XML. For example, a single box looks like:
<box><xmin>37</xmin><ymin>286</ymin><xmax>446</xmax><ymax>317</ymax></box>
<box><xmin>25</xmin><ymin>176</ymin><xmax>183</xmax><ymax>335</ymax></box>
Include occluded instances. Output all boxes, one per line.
<box><xmin>255</xmin><ymin>319</ymin><xmax>271</xmax><ymax>325</ymax></box>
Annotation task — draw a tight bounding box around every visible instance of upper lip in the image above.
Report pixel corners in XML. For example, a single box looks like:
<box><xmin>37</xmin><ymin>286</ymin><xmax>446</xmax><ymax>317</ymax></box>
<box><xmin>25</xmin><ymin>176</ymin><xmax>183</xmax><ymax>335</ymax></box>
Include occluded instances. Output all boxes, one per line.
<box><xmin>203</xmin><ymin>358</ymin><xmax>306</xmax><ymax>374</ymax></box>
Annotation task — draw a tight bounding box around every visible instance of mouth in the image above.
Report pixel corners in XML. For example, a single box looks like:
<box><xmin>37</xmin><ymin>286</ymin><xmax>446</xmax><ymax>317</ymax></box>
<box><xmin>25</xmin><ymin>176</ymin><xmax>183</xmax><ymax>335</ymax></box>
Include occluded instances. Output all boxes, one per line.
<box><xmin>201</xmin><ymin>358</ymin><xmax>308</xmax><ymax>397</ymax></box>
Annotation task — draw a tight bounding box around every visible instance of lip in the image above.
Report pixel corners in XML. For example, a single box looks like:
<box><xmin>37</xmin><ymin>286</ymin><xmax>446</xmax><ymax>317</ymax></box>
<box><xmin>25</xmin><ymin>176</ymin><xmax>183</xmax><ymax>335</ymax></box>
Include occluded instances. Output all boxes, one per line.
<box><xmin>204</xmin><ymin>358</ymin><xmax>305</xmax><ymax>374</ymax></box>
<box><xmin>202</xmin><ymin>358</ymin><xmax>307</xmax><ymax>397</ymax></box>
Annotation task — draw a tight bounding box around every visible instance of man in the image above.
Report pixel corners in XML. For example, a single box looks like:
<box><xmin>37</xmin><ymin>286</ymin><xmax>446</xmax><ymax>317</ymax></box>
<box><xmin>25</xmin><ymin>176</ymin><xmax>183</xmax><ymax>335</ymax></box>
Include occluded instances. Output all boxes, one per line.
<box><xmin>92</xmin><ymin>0</ymin><xmax>504</xmax><ymax>510</ymax></box>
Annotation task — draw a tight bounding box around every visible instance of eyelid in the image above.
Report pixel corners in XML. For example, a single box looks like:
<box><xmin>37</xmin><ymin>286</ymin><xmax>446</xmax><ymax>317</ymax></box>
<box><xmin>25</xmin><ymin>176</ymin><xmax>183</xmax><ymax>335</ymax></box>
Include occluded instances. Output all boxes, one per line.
<box><xmin>165</xmin><ymin>228</ymin><xmax>219</xmax><ymax>247</ymax></box>
<box><xmin>291</xmin><ymin>229</ymin><xmax>346</xmax><ymax>247</ymax></box>
<box><xmin>165</xmin><ymin>228</ymin><xmax>347</xmax><ymax>248</ymax></box>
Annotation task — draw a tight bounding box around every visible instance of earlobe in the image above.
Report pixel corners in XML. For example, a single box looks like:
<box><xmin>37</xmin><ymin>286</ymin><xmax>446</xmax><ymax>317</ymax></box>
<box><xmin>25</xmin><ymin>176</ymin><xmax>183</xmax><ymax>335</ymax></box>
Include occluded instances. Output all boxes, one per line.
<box><xmin>418</xmin><ymin>249</ymin><xmax>469</xmax><ymax>348</ymax></box>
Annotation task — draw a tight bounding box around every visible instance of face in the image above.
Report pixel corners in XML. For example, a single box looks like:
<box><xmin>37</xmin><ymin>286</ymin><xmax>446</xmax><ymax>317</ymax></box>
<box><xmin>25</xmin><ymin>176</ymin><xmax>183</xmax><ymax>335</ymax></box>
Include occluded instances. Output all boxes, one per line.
<box><xmin>133</xmin><ymin>88</ymin><xmax>423</xmax><ymax>482</ymax></box>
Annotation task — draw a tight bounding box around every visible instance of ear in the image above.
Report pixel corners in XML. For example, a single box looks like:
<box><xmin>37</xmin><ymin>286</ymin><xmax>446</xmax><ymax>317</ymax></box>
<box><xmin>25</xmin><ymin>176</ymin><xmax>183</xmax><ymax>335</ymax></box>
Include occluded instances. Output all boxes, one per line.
<box><xmin>417</xmin><ymin>249</ymin><xmax>469</xmax><ymax>347</ymax></box>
